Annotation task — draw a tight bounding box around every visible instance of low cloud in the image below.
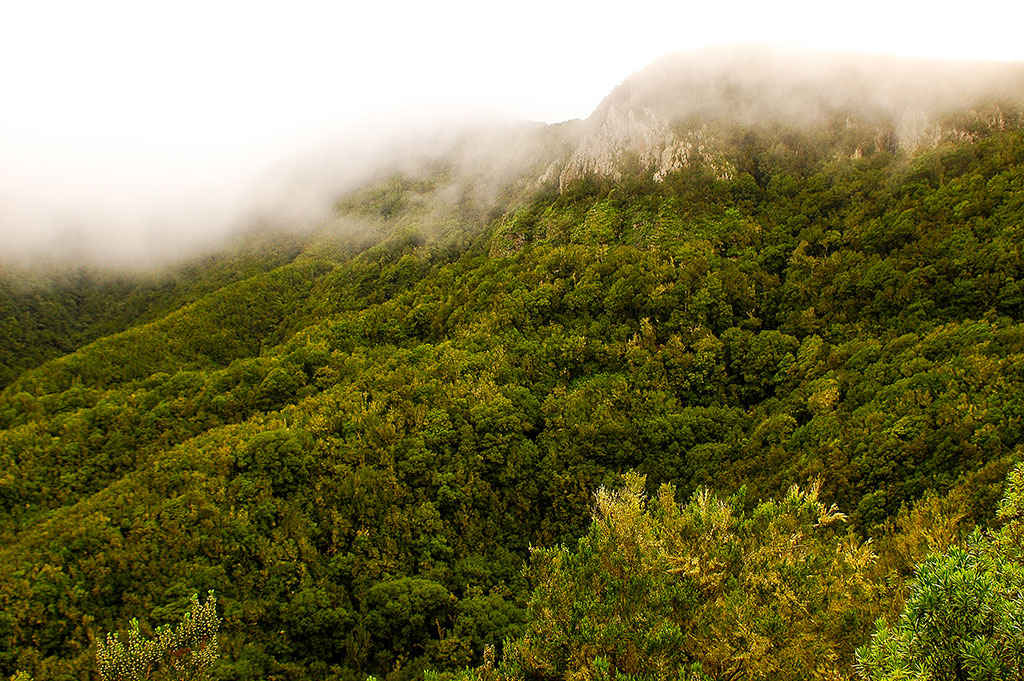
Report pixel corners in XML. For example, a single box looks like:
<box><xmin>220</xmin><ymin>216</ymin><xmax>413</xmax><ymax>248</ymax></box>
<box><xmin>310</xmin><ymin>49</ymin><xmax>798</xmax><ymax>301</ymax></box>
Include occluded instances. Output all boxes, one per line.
<box><xmin>4</xmin><ymin>46</ymin><xmax>1023</xmax><ymax>273</ymax></box>
<box><xmin>0</xmin><ymin>108</ymin><xmax>538</xmax><ymax>270</ymax></box>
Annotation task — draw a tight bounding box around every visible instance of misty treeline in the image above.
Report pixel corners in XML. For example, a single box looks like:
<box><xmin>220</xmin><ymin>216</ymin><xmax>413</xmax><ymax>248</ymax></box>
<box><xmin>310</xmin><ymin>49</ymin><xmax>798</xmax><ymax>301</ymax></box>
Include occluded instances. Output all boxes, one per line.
<box><xmin>4</xmin><ymin>73</ymin><xmax>1024</xmax><ymax>680</ymax></box>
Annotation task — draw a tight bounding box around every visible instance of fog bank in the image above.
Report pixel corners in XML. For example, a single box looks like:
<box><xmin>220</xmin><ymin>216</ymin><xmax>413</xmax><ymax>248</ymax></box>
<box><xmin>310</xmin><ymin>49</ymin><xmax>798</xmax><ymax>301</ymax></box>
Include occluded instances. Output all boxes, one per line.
<box><xmin>0</xmin><ymin>108</ymin><xmax>539</xmax><ymax>270</ymax></box>
<box><xmin>5</xmin><ymin>43</ymin><xmax>1024</xmax><ymax>272</ymax></box>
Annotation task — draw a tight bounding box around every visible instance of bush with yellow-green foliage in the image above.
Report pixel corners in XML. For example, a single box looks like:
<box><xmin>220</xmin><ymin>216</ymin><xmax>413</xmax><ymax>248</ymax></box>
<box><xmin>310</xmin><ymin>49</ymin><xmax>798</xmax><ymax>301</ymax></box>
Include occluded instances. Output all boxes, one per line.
<box><xmin>8</xmin><ymin>592</ymin><xmax>219</xmax><ymax>681</ymax></box>
<box><xmin>94</xmin><ymin>591</ymin><xmax>219</xmax><ymax>681</ymax></box>
<box><xmin>490</xmin><ymin>473</ymin><xmax>880</xmax><ymax>680</ymax></box>
<box><xmin>434</xmin><ymin>466</ymin><xmax>1024</xmax><ymax>681</ymax></box>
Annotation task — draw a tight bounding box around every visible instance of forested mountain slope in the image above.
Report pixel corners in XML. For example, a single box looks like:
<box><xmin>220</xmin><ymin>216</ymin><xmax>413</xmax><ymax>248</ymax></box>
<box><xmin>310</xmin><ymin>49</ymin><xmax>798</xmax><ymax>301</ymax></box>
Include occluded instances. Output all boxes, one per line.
<box><xmin>3</xmin><ymin>50</ymin><xmax>1024</xmax><ymax>681</ymax></box>
<box><xmin>0</xmin><ymin>232</ymin><xmax>308</xmax><ymax>389</ymax></box>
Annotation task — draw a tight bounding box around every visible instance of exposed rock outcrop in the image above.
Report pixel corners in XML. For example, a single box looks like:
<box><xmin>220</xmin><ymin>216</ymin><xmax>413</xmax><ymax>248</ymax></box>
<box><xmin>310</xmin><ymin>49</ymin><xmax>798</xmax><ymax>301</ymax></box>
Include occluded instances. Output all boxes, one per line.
<box><xmin>549</xmin><ymin>47</ymin><xmax>1024</xmax><ymax>191</ymax></box>
<box><xmin>557</xmin><ymin>97</ymin><xmax>734</xmax><ymax>189</ymax></box>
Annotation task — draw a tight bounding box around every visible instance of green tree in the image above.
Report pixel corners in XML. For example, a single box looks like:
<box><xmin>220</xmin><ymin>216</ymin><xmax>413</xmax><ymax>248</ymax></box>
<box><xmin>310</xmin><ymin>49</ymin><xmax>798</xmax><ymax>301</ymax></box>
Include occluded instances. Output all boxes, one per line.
<box><xmin>500</xmin><ymin>473</ymin><xmax>878</xmax><ymax>681</ymax></box>
<box><xmin>856</xmin><ymin>464</ymin><xmax>1024</xmax><ymax>681</ymax></box>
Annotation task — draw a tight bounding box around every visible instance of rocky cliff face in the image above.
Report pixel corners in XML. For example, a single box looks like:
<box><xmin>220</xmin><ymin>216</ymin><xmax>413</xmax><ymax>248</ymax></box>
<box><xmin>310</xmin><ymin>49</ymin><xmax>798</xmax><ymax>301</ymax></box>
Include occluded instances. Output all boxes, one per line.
<box><xmin>899</xmin><ymin>104</ymin><xmax>1023</xmax><ymax>152</ymax></box>
<box><xmin>548</xmin><ymin>48</ymin><xmax>1024</xmax><ymax>190</ymax></box>
<box><xmin>557</xmin><ymin>97</ymin><xmax>734</xmax><ymax>189</ymax></box>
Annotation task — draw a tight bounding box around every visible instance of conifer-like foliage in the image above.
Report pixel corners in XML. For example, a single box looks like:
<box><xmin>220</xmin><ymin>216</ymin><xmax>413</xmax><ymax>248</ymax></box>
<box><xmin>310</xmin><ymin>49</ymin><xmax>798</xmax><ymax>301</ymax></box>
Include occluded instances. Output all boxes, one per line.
<box><xmin>857</xmin><ymin>465</ymin><xmax>1024</xmax><ymax>681</ymax></box>
<box><xmin>95</xmin><ymin>592</ymin><xmax>220</xmax><ymax>681</ymax></box>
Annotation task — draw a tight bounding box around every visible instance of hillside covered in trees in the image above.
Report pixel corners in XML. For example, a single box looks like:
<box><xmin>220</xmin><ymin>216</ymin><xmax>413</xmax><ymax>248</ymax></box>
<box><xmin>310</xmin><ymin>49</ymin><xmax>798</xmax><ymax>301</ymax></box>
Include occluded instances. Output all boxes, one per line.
<box><xmin>3</xmin><ymin>49</ymin><xmax>1024</xmax><ymax>680</ymax></box>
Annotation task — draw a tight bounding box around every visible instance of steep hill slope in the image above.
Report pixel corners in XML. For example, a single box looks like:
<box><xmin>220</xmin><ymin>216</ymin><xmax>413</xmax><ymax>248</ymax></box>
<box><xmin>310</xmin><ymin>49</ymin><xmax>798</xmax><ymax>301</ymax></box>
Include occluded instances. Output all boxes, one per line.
<box><xmin>0</xmin><ymin>233</ymin><xmax>308</xmax><ymax>389</ymax></box>
<box><xmin>2</xmin><ymin>49</ymin><xmax>1024</xmax><ymax>681</ymax></box>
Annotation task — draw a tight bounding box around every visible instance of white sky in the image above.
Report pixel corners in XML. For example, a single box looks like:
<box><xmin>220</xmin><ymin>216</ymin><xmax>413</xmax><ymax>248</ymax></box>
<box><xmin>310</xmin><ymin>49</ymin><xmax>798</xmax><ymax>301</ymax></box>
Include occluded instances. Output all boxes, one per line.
<box><xmin>2</xmin><ymin>0</ymin><xmax>1024</xmax><ymax>265</ymax></box>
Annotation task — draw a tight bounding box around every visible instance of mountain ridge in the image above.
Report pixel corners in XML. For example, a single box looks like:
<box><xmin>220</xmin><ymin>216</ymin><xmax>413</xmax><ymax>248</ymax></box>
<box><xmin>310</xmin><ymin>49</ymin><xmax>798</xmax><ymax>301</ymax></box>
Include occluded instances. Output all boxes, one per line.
<box><xmin>3</xmin><ymin>47</ymin><xmax>1024</xmax><ymax>681</ymax></box>
<box><xmin>554</xmin><ymin>47</ymin><xmax>1024</xmax><ymax>188</ymax></box>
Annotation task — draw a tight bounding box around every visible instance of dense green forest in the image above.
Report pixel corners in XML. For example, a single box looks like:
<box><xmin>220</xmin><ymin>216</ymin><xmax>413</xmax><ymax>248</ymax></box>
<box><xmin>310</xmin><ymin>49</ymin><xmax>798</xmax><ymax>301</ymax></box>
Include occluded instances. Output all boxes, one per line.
<box><xmin>3</xmin><ymin>77</ymin><xmax>1024</xmax><ymax>680</ymax></box>
<box><xmin>0</xmin><ymin>233</ymin><xmax>306</xmax><ymax>390</ymax></box>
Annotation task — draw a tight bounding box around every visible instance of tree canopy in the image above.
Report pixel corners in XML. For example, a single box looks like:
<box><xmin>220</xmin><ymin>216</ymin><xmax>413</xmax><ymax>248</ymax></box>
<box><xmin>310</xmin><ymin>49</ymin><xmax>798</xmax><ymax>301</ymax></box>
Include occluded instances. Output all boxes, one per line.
<box><xmin>2</xmin><ymin>108</ymin><xmax>1024</xmax><ymax>681</ymax></box>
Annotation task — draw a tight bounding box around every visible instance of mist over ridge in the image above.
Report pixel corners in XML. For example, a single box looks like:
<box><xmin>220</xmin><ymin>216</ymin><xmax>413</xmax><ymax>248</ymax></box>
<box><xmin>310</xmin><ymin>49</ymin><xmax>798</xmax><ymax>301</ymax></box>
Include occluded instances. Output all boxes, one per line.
<box><xmin>612</xmin><ymin>46</ymin><xmax>1024</xmax><ymax>123</ymax></box>
<box><xmin>4</xmin><ymin>45</ymin><xmax>1024</xmax><ymax>272</ymax></box>
<box><xmin>555</xmin><ymin>46</ymin><xmax>1024</xmax><ymax>188</ymax></box>
<box><xmin>7</xmin><ymin>37</ymin><xmax>1024</xmax><ymax>681</ymax></box>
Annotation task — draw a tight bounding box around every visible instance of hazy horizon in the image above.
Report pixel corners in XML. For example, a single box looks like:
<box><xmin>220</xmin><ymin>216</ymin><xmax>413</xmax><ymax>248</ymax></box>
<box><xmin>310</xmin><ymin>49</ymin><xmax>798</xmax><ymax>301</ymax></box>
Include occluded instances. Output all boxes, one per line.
<box><xmin>4</xmin><ymin>0</ymin><xmax>1024</xmax><ymax>269</ymax></box>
